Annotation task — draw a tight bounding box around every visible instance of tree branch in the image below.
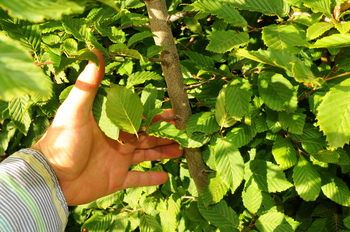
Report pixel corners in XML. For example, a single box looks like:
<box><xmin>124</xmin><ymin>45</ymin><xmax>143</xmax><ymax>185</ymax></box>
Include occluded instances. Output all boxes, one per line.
<box><xmin>168</xmin><ymin>11</ymin><xmax>198</xmax><ymax>24</ymax></box>
<box><xmin>145</xmin><ymin>0</ymin><xmax>208</xmax><ymax>195</ymax></box>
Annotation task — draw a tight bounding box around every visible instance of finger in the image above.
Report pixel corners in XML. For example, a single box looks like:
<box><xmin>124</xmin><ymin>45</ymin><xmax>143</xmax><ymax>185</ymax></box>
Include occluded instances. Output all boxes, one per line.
<box><xmin>120</xmin><ymin>171</ymin><xmax>168</xmax><ymax>189</ymax></box>
<box><xmin>62</xmin><ymin>50</ymin><xmax>105</xmax><ymax>113</ymax></box>
<box><xmin>131</xmin><ymin>143</ymin><xmax>183</xmax><ymax>164</ymax></box>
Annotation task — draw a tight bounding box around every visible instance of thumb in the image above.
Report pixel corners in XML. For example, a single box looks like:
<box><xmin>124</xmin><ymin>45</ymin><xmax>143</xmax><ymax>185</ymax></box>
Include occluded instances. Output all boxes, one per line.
<box><xmin>60</xmin><ymin>50</ymin><xmax>105</xmax><ymax>115</ymax></box>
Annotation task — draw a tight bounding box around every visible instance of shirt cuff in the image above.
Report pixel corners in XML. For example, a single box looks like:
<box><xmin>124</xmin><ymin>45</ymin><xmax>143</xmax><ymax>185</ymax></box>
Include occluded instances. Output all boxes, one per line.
<box><xmin>0</xmin><ymin>148</ymin><xmax>69</xmax><ymax>232</ymax></box>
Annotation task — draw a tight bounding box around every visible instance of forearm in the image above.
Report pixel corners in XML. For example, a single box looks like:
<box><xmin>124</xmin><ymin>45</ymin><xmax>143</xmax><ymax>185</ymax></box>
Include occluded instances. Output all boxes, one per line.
<box><xmin>0</xmin><ymin>149</ymin><xmax>69</xmax><ymax>232</ymax></box>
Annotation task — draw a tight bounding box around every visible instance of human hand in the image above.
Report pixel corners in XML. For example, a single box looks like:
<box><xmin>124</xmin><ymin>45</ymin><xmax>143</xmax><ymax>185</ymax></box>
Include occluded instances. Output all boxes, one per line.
<box><xmin>32</xmin><ymin>50</ymin><xmax>183</xmax><ymax>206</ymax></box>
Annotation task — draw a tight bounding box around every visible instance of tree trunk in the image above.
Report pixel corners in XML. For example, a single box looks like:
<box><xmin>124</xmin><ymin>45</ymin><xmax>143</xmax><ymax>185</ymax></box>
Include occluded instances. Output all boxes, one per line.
<box><xmin>145</xmin><ymin>0</ymin><xmax>208</xmax><ymax>195</ymax></box>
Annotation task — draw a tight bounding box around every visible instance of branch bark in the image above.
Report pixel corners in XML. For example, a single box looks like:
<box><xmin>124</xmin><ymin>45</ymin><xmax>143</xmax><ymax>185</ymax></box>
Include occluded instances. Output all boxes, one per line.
<box><xmin>144</xmin><ymin>0</ymin><xmax>208</xmax><ymax>195</ymax></box>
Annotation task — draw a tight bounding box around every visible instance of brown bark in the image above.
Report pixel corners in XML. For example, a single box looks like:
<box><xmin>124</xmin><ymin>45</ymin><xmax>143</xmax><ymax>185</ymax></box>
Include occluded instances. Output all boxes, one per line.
<box><xmin>145</xmin><ymin>0</ymin><xmax>208</xmax><ymax>195</ymax></box>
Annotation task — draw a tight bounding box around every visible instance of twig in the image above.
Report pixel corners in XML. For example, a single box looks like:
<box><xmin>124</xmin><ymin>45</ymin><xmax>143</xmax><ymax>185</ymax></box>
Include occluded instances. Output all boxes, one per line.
<box><xmin>325</xmin><ymin>71</ymin><xmax>350</xmax><ymax>81</ymax></box>
<box><xmin>180</xmin><ymin>196</ymin><xmax>198</xmax><ymax>200</ymax></box>
<box><xmin>118</xmin><ymin>23</ymin><xmax>150</xmax><ymax>30</ymax></box>
<box><xmin>167</xmin><ymin>11</ymin><xmax>198</xmax><ymax>24</ymax></box>
<box><xmin>324</xmin><ymin>48</ymin><xmax>343</xmax><ymax>80</ymax></box>
<box><xmin>35</xmin><ymin>61</ymin><xmax>54</xmax><ymax>66</ymax></box>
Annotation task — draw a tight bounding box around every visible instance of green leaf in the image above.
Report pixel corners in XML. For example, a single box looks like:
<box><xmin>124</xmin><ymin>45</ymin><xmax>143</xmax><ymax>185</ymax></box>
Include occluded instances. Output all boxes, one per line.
<box><xmin>278</xmin><ymin>109</ymin><xmax>306</xmax><ymax>135</ymax></box>
<box><xmin>140</xmin><ymin>215</ymin><xmax>162</xmax><ymax>232</ymax></box>
<box><xmin>255</xmin><ymin>212</ymin><xmax>300</xmax><ymax>232</ymax></box>
<box><xmin>0</xmin><ymin>0</ymin><xmax>86</xmax><ymax>22</ymax></box>
<box><xmin>192</xmin><ymin>0</ymin><xmax>247</xmax><ymax>27</ymax></box>
<box><xmin>202</xmin><ymin>174</ymin><xmax>229</xmax><ymax>206</ymax></box>
<box><xmin>310</xmin><ymin>34</ymin><xmax>350</xmax><ymax>48</ymax></box>
<box><xmin>344</xmin><ymin>216</ymin><xmax>350</xmax><ymax>229</ymax></box>
<box><xmin>304</xmin><ymin>0</ymin><xmax>332</xmax><ymax>17</ymax></box>
<box><xmin>0</xmin><ymin>32</ymin><xmax>52</xmax><ymax>101</ymax></box>
<box><xmin>109</xmin><ymin>44</ymin><xmax>144</xmax><ymax>60</ymax></box>
<box><xmin>126</xmin><ymin>71</ymin><xmax>163</xmax><ymax>88</ymax></box>
<box><xmin>212</xmin><ymin>137</ymin><xmax>244</xmax><ymax>193</ymax></box>
<box><xmin>234</xmin><ymin>49</ymin><xmax>317</xmax><ymax>83</ymax></box>
<box><xmin>9</xmin><ymin>95</ymin><xmax>32</xmax><ymax>135</ymax></box>
<box><xmin>320</xmin><ymin>170</ymin><xmax>350</xmax><ymax>206</ymax></box>
<box><xmin>293</xmin><ymin>155</ymin><xmax>321</xmax><ymax>201</ymax></box>
<box><xmin>272</xmin><ymin>137</ymin><xmax>298</xmax><ymax>170</ymax></box>
<box><xmin>146</xmin><ymin>122</ymin><xmax>188</xmax><ymax>148</ymax></box>
<box><xmin>0</xmin><ymin>17</ymin><xmax>42</xmax><ymax>52</ymax></box>
<box><xmin>306</xmin><ymin>22</ymin><xmax>333</xmax><ymax>40</ymax></box>
<box><xmin>186</xmin><ymin>111</ymin><xmax>220</xmax><ymax>135</ymax></box>
<box><xmin>215</xmin><ymin>86</ymin><xmax>236</xmax><ymax>128</ymax></box>
<box><xmin>106</xmin><ymin>85</ymin><xmax>143</xmax><ymax>135</ymax></box>
<box><xmin>207</xmin><ymin>30</ymin><xmax>249</xmax><ymax>53</ymax></box>
<box><xmin>225</xmin><ymin>78</ymin><xmax>252</xmax><ymax>120</ymax></box>
<box><xmin>141</xmin><ymin>84</ymin><xmax>159</xmax><ymax>120</ymax></box>
<box><xmin>258</xmin><ymin>72</ymin><xmax>298</xmax><ymax>112</ymax></box>
<box><xmin>262</xmin><ymin>24</ymin><xmax>308</xmax><ymax>53</ymax></box>
<box><xmin>127</xmin><ymin>31</ymin><xmax>153</xmax><ymax>47</ymax></box>
<box><xmin>223</xmin><ymin>0</ymin><xmax>290</xmax><ymax>17</ymax></box>
<box><xmin>244</xmin><ymin>159</ymin><xmax>293</xmax><ymax>193</ymax></box>
<box><xmin>316</xmin><ymin>78</ymin><xmax>350</xmax><ymax>148</ymax></box>
<box><xmin>242</xmin><ymin>178</ymin><xmax>263</xmax><ymax>214</ymax></box>
<box><xmin>226</xmin><ymin>124</ymin><xmax>256</xmax><ymax>148</ymax></box>
<box><xmin>198</xmin><ymin>199</ymin><xmax>239</xmax><ymax>231</ymax></box>
<box><xmin>82</xmin><ymin>212</ymin><xmax>112</xmax><ymax>231</ymax></box>
<box><xmin>93</xmin><ymin>94</ymin><xmax>120</xmax><ymax>140</ymax></box>
<box><xmin>334</xmin><ymin>21</ymin><xmax>350</xmax><ymax>35</ymax></box>
<box><xmin>311</xmin><ymin>150</ymin><xmax>340</xmax><ymax>164</ymax></box>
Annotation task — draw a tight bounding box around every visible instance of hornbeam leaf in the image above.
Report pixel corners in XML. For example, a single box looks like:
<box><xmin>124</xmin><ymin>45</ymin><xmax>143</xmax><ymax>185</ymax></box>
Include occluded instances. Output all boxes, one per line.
<box><xmin>186</xmin><ymin>111</ymin><xmax>220</xmax><ymax>135</ymax></box>
<box><xmin>226</xmin><ymin>124</ymin><xmax>256</xmax><ymax>148</ymax></box>
<box><xmin>244</xmin><ymin>159</ymin><xmax>293</xmax><ymax>193</ymax></box>
<box><xmin>9</xmin><ymin>95</ymin><xmax>32</xmax><ymax>135</ymax></box>
<box><xmin>0</xmin><ymin>0</ymin><xmax>86</xmax><ymax>22</ymax></box>
<box><xmin>126</xmin><ymin>71</ymin><xmax>163</xmax><ymax>88</ymax></box>
<box><xmin>192</xmin><ymin>0</ymin><xmax>247</xmax><ymax>27</ymax></box>
<box><xmin>293</xmin><ymin>155</ymin><xmax>321</xmax><ymax>201</ymax></box>
<box><xmin>310</xmin><ymin>34</ymin><xmax>350</xmax><ymax>48</ymax></box>
<box><xmin>278</xmin><ymin>109</ymin><xmax>306</xmax><ymax>135</ymax></box>
<box><xmin>93</xmin><ymin>95</ymin><xmax>120</xmax><ymax>140</ymax></box>
<box><xmin>255</xmin><ymin>212</ymin><xmax>300</xmax><ymax>232</ymax></box>
<box><xmin>225</xmin><ymin>78</ymin><xmax>252</xmax><ymax>120</ymax></box>
<box><xmin>306</xmin><ymin>22</ymin><xmax>333</xmax><ymax>40</ymax></box>
<box><xmin>106</xmin><ymin>85</ymin><xmax>143</xmax><ymax>135</ymax></box>
<box><xmin>215</xmin><ymin>86</ymin><xmax>237</xmax><ymax>128</ymax></box>
<box><xmin>127</xmin><ymin>31</ymin><xmax>154</xmax><ymax>47</ymax></box>
<box><xmin>272</xmin><ymin>136</ymin><xmax>297</xmax><ymax>170</ymax></box>
<box><xmin>198</xmin><ymin>199</ymin><xmax>239</xmax><ymax>230</ymax></box>
<box><xmin>212</xmin><ymin>137</ymin><xmax>244</xmax><ymax>193</ymax></box>
<box><xmin>258</xmin><ymin>72</ymin><xmax>298</xmax><ymax>112</ymax></box>
<box><xmin>146</xmin><ymin>122</ymin><xmax>189</xmax><ymax>148</ymax></box>
<box><xmin>320</xmin><ymin>170</ymin><xmax>350</xmax><ymax>207</ymax></box>
<box><xmin>202</xmin><ymin>174</ymin><xmax>229</xmax><ymax>207</ymax></box>
<box><xmin>140</xmin><ymin>215</ymin><xmax>162</xmax><ymax>232</ymax></box>
<box><xmin>234</xmin><ymin>49</ymin><xmax>316</xmax><ymax>83</ymax></box>
<box><xmin>242</xmin><ymin>178</ymin><xmax>263</xmax><ymax>214</ymax></box>
<box><xmin>262</xmin><ymin>24</ymin><xmax>309</xmax><ymax>53</ymax></box>
<box><xmin>304</xmin><ymin>0</ymin><xmax>332</xmax><ymax>17</ymax></box>
<box><xmin>317</xmin><ymin>78</ymin><xmax>350</xmax><ymax>148</ymax></box>
<box><xmin>0</xmin><ymin>32</ymin><xmax>52</xmax><ymax>101</ymax></box>
<box><xmin>222</xmin><ymin>0</ymin><xmax>289</xmax><ymax>17</ymax></box>
<box><xmin>109</xmin><ymin>44</ymin><xmax>143</xmax><ymax>60</ymax></box>
<box><xmin>207</xmin><ymin>30</ymin><xmax>249</xmax><ymax>53</ymax></box>
<box><xmin>311</xmin><ymin>150</ymin><xmax>340</xmax><ymax>164</ymax></box>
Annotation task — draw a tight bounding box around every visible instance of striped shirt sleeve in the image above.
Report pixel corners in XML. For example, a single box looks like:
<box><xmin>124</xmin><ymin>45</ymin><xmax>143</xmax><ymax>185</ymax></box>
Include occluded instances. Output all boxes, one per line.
<box><xmin>0</xmin><ymin>148</ymin><xmax>69</xmax><ymax>232</ymax></box>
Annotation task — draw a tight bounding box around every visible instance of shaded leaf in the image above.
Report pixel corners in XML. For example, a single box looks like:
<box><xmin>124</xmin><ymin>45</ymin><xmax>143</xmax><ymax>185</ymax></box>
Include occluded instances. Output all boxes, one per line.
<box><xmin>202</xmin><ymin>174</ymin><xmax>229</xmax><ymax>206</ymax></box>
<box><xmin>272</xmin><ymin>136</ymin><xmax>298</xmax><ymax>170</ymax></box>
<box><xmin>215</xmin><ymin>86</ymin><xmax>236</xmax><ymax>128</ymax></box>
<box><xmin>140</xmin><ymin>215</ymin><xmax>162</xmax><ymax>232</ymax></box>
<box><xmin>244</xmin><ymin>159</ymin><xmax>293</xmax><ymax>193</ymax></box>
<box><xmin>207</xmin><ymin>30</ymin><xmax>249</xmax><ymax>53</ymax></box>
<box><xmin>126</xmin><ymin>71</ymin><xmax>163</xmax><ymax>88</ymax></box>
<box><xmin>278</xmin><ymin>109</ymin><xmax>306</xmax><ymax>135</ymax></box>
<box><xmin>226</xmin><ymin>123</ymin><xmax>256</xmax><ymax>148</ymax></box>
<box><xmin>146</xmin><ymin>122</ymin><xmax>188</xmax><ymax>148</ymax></box>
<box><xmin>293</xmin><ymin>155</ymin><xmax>321</xmax><ymax>201</ymax></box>
<box><xmin>186</xmin><ymin>111</ymin><xmax>220</xmax><ymax>135</ymax></box>
<box><xmin>258</xmin><ymin>72</ymin><xmax>298</xmax><ymax>112</ymax></box>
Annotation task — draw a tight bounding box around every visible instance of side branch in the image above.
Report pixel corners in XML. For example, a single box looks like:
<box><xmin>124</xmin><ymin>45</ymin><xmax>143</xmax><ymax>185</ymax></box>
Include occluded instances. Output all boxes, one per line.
<box><xmin>168</xmin><ymin>11</ymin><xmax>198</xmax><ymax>24</ymax></box>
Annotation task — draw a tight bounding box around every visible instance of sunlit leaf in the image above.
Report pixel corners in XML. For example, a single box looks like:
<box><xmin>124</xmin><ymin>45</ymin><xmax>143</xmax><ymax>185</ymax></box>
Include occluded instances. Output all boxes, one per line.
<box><xmin>207</xmin><ymin>30</ymin><xmax>249</xmax><ymax>53</ymax></box>
<box><xmin>255</xmin><ymin>212</ymin><xmax>300</xmax><ymax>232</ymax></box>
<box><xmin>106</xmin><ymin>84</ymin><xmax>143</xmax><ymax>135</ymax></box>
<box><xmin>272</xmin><ymin>136</ymin><xmax>297</xmax><ymax>170</ymax></box>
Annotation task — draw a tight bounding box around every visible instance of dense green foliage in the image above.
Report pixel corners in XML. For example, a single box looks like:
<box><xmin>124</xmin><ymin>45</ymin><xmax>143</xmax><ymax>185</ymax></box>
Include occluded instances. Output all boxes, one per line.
<box><xmin>2</xmin><ymin>0</ymin><xmax>350</xmax><ymax>231</ymax></box>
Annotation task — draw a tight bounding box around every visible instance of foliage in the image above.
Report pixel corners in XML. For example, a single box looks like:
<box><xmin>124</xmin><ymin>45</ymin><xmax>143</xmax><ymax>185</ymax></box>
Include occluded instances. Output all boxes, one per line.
<box><xmin>2</xmin><ymin>0</ymin><xmax>350</xmax><ymax>231</ymax></box>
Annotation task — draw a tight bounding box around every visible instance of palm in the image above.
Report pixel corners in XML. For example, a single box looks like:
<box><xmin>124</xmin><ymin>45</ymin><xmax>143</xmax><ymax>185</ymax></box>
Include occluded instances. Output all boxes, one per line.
<box><xmin>32</xmin><ymin>51</ymin><xmax>182</xmax><ymax>205</ymax></box>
